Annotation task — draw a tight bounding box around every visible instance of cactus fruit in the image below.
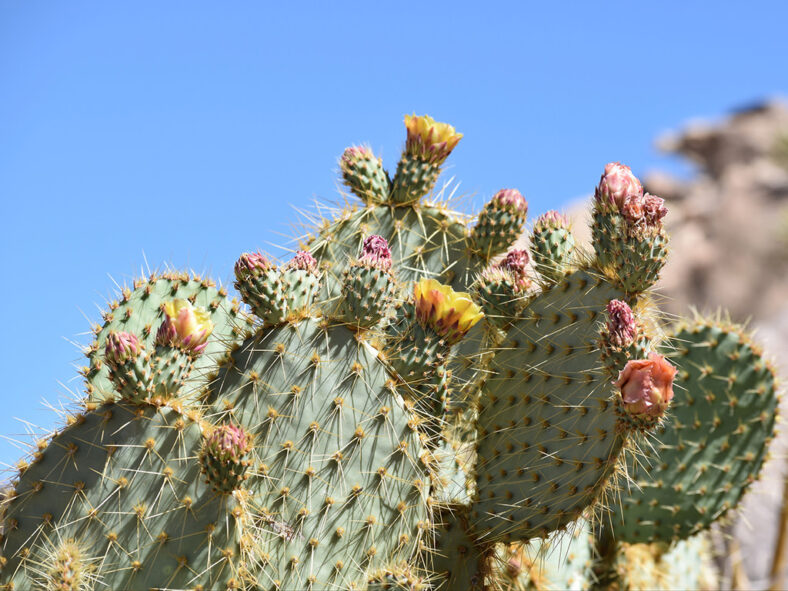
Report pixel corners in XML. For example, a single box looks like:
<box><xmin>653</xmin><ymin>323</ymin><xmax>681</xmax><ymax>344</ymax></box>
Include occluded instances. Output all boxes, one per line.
<box><xmin>337</xmin><ymin>235</ymin><xmax>397</xmax><ymax>328</ymax></box>
<box><xmin>341</xmin><ymin>146</ymin><xmax>391</xmax><ymax>204</ymax></box>
<box><xmin>592</xmin><ymin>163</ymin><xmax>669</xmax><ymax>294</ymax></box>
<box><xmin>530</xmin><ymin>211</ymin><xmax>575</xmax><ymax>283</ymax></box>
<box><xmin>471</xmin><ymin>189</ymin><xmax>529</xmax><ymax>261</ymax></box>
<box><xmin>390</xmin><ymin>115</ymin><xmax>463</xmax><ymax>204</ymax></box>
<box><xmin>1</xmin><ymin>115</ymin><xmax>780</xmax><ymax>590</ymax></box>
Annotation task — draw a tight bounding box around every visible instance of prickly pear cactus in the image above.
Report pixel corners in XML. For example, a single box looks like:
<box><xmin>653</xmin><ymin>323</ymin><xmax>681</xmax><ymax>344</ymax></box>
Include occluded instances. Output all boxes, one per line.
<box><xmin>1</xmin><ymin>115</ymin><xmax>780</xmax><ymax>591</ymax></box>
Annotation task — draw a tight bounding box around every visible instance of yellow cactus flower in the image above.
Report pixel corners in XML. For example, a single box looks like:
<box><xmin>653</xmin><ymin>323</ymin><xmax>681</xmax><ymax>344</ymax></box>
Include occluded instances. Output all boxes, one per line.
<box><xmin>404</xmin><ymin>114</ymin><xmax>463</xmax><ymax>164</ymax></box>
<box><xmin>157</xmin><ymin>299</ymin><xmax>214</xmax><ymax>353</ymax></box>
<box><xmin>414</xmin><ymin>278</ymin><xmax>484</xmax><ymax>345</ymax></box>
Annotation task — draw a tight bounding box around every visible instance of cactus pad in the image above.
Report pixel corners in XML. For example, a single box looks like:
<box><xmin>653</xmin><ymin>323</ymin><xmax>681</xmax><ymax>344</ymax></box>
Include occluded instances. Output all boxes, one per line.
<box><xmin>472</xmin><ymin>269</ymin><xmax>630</xmax><ymax>542</ymax></box>
<box><xmin>207</xmin><ymin>318</ymin><xmax>432</xmax><ymax>589</ymax></box>
<box><xmin>612</xmin><ymin>319</ymin><xmax>779</xmax><ymax>543</ymax></box>
<box><xmin>85</xmin><ymin>273</ymin><xmax>248</xmax><ymax>403</ymax></box>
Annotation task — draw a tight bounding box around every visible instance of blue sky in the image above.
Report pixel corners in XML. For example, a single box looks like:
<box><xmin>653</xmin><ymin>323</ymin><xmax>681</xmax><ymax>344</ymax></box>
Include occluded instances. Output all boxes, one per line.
<box><xmin>1</xmin><ymin>1</ymin><xmax>787</xmax><ymax>471</ymax></box>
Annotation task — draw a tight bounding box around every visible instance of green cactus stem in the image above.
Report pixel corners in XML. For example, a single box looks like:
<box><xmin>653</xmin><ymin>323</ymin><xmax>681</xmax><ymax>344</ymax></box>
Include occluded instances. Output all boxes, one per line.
<box><xmin>530</xmin><ymin>210</ymin><xmax>576</xmax><ymax>284</ymax></box>
<box><xmin>340</xmin><ymin>146</ymin><xmax>391</xmax><ymax>204</ymax></box>
<box><xmin>471</xmin><ymin>189</ymin><xmax>528</xmax><ymax>261</ymax></box>
<box><xmin>390</xmin><ymin>115</ymin><xmax>463</xmax><ymax>205</ymax></box>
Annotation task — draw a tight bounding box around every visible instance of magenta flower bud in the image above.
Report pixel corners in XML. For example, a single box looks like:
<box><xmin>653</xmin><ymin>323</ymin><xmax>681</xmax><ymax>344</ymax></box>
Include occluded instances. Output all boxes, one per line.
<box><xmin>234</xmin><ymin>251</ymin><xmax>273</xmax><ymax>282</ymax></box>
<box><xmin>533</xmin><ymin>210</ymin><xmax>570</xmax><ymax>233</ymax></box>
<box><xmin>497</xmin><ymin>248</ymin><xmax>530</xmax><ymax>291</ymax></box>
<box><xmin>155</xmin><ymin>316</ymin><xmax>178</xmax><ymax>348</ymax></box>
<box><xmin>105</xmin><ymin>331</ymin><xmax>141</xmax><ymax>365</ymax></box>
<box><xmin>341</xmin><ymin>146</ymin><xmax>374</xmax><ymax>166</ymax></box>
<box><xmin>358</xmin><ymin>234</ymin><xmax>392</xmax><ymax>271</ymax></box>
<box><xmin>643</xmin><ymin>193</ymin><xmax>668</xmax><ymax>227</ymax></box>
<box><xmin>205</xmin><ymin>423</ymin><xmax>253</xmax><ymax>463</ymax></box>
<box><xmin>606</xmin><ymin>299</ymin><xmax>637</xmax><ymax>348</ymax></box>
<box><xmin>286</xmin><ymin>250</ymin><xmax>318</xmax><ymax>273</ymax></box>
<box><xmin>595</xmin><ymin>162</ymin><xmax>643</xmax><ymax>210</ymax></box>
<box><xmin>491</xmin><ymin>189</ymin><xmax>528</xmax><ymax>213</ymax></box>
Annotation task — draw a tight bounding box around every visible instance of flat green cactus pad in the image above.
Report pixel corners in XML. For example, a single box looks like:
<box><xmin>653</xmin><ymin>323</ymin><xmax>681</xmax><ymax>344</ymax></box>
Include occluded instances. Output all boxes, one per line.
<box><xmin>309</xmin><ymin>203</ymin><xmax>477</xmax><ymax>297</ymax></box>
<box><xmin>472</xmin><ymin>269</ymin><xmax>628</xmax><ymax>542</ymax></box>
<box><xmin>612</xmin><ymin>319</ymin><xmax>779</xmax><ymax>543</ymax></box>
<box><xmin>207</xmin><ymin>318</ymin><xmax>431</xmax><ymax>589</ymax></box>
<box><xmin>0</xmin><ymin>402</ymin><xmax>247</xmax><ymax>590</ymax></box>
<box><xmin>85</xmin><ymin>273</ymin><xmax>249</xmax><ymax>403</ymax></box>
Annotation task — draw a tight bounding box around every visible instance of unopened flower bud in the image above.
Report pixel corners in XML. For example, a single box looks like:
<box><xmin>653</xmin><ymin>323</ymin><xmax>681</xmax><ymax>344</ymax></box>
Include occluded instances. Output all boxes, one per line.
<box><xmin>616</xmin><ymin>353</ymin><xmax>677</xmax><ymax>417</ymax></box>
<box><xmin>105</xmin><ymin>331</ymin><xmax>141</xmax><ymax>365</ymax></box>
<box><xmin>234</xmin><ymin>251</ymin><xmax>273</xmax><ymax>282</ymax></box>
<box><xmin>606</xmin><ymin>300</ymin><xmax>637</xmax><ymax>347</ymax></box>
<box><xmin>286</xmin><ymin>250</ymin><xmax>318</xmax><ymax>273</ymax></box>
<box><xmin>491</xmin><ymin>189</ymin><xmax>527</xmax><ymax>214</ymax></box>
<box><xmin>205</xmin><ymin>423</ymin><xmax>253</xmax><ymax>463</ymax></box>
<box><xmin>533</xmin><ymin>210</ymin><xmax>570</xmax><ymax>233</ymax></box>
<box><xmin>341</xmin><ymin>146</ymin><xmax>374</xmax><ymax>168</ymax></box>
<box><xmin>496</xmin><ymin>248</ymin><xmax>530</xmax><ymax>291</ymax></box>
<box><xmin>595</xmin><ymin>162</ymin><xmax>643</xmax><ymax>210</ymax></box>
<box><xmin>358</xmin><ymin>235</ymin><xmax>392</xmax><ymax>271</ymax></box>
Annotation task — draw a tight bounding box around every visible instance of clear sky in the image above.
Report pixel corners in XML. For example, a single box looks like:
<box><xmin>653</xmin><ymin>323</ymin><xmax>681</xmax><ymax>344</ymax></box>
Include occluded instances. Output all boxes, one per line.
<box><xmin>1</xmin><ymin>1</ymin><xmax>787</xmax><ymax>471</ymax></box>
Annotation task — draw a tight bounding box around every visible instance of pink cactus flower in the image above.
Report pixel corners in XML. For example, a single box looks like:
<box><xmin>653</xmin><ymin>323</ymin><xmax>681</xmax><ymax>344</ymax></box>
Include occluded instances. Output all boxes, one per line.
<box><xmin>234</xmin><ymin>251</ymin><xmax>273</xmax><ymax>281</ymax></box>
<box><xmin>643</xmin><ymin>193</ymin><xmax>668</xmax><ymax>227</ymax></box>
<box><xmin>491</xmin><ymin>189</ymin><xmax>528</xmax><ymax>213</ymax></box>
<box><xmin>606</xmin><ymin>300</ymin><xmax>637</xmax><ymax>347</ymax></box>
<box><xmin>595</xmin><ymin>162</ymin><xmax>643</xmax><ymax>211</ymax></box>
<box><xmin>286</xmin><ymin>250</ymin><xmax>318</xmax><ymax>273</ymax></box>
<box><xmin>359</xmin><ymin>234</ymin><xmax>392</xmax><ymax>271</ymax></box>
<box><xmin>105</xmin><ymin>331</ymin><xmax>141</xmax><ymax>365</ymax></box>
<box><xmin>616</xmin><ymin>353</ymin><xmax>677</xmax><ymax>417</ymax></box>
<box><xmin>621</xmin><ymin>193</ymin><xmax>645</xmax><ymax>223</ymax></box>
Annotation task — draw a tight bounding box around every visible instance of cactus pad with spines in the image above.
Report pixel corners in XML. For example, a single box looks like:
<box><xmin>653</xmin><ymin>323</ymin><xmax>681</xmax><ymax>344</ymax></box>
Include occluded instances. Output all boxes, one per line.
<box><xmin>472</xmin><ymin>269</ymin><xmax>632</xmax><ymax>542</ymax></box>
<box><xmin>612</xmin><ymin>318</ymin><xmax>778</xmax><ymax>543</ymax></box>
<box><xmin>496</xmin><ymin>518</ymin><xmax>593</xmax><ymax>591</ymax></box>
<box><xmin>310</xmin><ymin>203</ymin><xmax>477</xmax><ymax>298</ymax></box>
<box><xmin>530</xmin><ymin>211</ymin><xmax>576</xmax><ymax>284</ymax></box>
<box><xmin>206</xmin><ymin>318</ymin><xmax>432</xmax><ymax>589</ymax></box>
<box><xmin>471</xmin><ymin>189</ymin><xmax>529</xmax><ymax>262</ymax></box>
<box><xmin>431</xmin><ymin>509</ymin><xmax>485</xmax><ymax>591</ymax></box>
<box><xmin>85</xmin><ymin>273</ymin><xmax>248</xmax><ymax>403</ymax></box>
<box><xmin>0</xmin><ymin>402</ymin><xmax>250</xmax><ymax>590</ymax></box>
<box><xmin>592</xmin><ymin>211</ymin><xmax>669</xmax><ymax>294</ymax></box>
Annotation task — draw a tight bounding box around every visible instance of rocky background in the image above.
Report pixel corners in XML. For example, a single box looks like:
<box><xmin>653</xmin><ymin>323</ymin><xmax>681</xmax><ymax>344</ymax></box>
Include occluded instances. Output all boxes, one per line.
<box><xmin>565</xmin><ymin>100</ymin><xmax>788</xmax><ymax>589</ymax></box>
